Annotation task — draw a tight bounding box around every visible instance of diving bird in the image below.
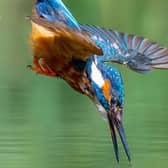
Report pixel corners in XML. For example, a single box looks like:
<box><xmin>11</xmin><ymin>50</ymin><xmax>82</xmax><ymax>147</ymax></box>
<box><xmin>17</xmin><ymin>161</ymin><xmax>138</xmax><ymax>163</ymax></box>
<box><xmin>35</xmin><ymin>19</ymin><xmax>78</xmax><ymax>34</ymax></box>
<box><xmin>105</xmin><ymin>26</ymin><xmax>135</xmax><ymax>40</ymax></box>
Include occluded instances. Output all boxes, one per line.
<box><xmin>28</xmin><ymin>0</ymin><xmax>168</xmax><ymax>162</ymax></box>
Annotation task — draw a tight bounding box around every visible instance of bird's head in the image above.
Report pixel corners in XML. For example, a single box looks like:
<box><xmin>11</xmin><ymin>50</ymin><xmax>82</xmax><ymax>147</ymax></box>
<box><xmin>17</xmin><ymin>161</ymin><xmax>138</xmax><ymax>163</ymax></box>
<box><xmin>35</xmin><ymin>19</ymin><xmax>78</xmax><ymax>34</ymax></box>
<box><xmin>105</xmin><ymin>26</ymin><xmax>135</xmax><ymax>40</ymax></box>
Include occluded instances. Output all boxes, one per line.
<box><xmin>86</xmin><ymin>57</ymin><xmax>131</xmax><ymax>162</ymax></box>
<box><xmin>34</xmin><ymin>0</ymin><xmax>81</xmax><ymax>30</ymax></box>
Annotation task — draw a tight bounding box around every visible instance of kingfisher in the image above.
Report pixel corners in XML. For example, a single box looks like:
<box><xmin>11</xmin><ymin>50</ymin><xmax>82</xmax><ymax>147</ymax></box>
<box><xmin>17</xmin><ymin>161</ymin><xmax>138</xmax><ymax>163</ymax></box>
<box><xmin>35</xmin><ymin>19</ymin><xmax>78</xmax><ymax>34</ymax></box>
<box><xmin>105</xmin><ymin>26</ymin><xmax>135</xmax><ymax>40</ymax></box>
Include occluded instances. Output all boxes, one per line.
<box><xmin>28</xmin><ymin>0</ymin><xmax>168</xmax><ymax>162</ymax></box>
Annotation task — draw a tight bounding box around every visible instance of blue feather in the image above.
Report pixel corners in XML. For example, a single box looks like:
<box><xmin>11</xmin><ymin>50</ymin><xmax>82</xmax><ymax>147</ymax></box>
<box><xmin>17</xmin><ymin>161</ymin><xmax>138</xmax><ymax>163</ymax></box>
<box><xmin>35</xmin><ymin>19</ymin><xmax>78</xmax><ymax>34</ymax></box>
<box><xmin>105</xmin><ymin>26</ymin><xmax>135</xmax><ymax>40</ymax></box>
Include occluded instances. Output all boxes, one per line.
<box><xmin>80</xmin><ymin>24</ymin><xmax>168</xmax><ymax>73</ymax></box>
<box><xmin>98</xmin><ymin>63</ymin><xmax>124</xmax><ymax>107</ymax></box>
<box><xmin>86</xmin><ymin>57</ymin><xmax>124</xmax><ymax>109</ymax></box>
<box><xmin>35</xmin><ymin>0</ymin><xmax>81</xmax><ymax>30</ymax></box>
<box><xmin>92</xmin><ymin>81</ymin><xmax>110</xmax><ymax>110</ymax></box>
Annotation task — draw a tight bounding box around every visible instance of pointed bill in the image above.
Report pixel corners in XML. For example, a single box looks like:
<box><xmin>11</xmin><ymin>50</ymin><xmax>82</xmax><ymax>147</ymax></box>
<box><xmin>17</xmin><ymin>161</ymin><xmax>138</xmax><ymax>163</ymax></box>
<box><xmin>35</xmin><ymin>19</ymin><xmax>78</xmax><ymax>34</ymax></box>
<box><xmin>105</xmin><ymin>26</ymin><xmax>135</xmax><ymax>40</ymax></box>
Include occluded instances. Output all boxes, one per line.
<box><xmin>107</xmin><ymin>113</ymin><xmax>119</xmax><ymax>163</ymax></box>
<box><xmin>108</xmin><ymin>109</ymin><xmax>131</xmax><ymax>162</ymax></box>
<box><xmin>114</xmin><ymin>119</ymin><xmax>131</xmax><ymax>162</ymax></box>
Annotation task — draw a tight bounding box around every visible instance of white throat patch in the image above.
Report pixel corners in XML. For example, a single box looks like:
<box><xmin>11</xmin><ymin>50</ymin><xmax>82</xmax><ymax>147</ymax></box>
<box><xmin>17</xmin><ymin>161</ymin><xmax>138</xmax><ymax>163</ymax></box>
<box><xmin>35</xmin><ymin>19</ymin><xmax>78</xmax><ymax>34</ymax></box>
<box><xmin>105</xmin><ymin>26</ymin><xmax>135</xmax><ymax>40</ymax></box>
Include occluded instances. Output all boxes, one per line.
<box><xmin>90</xmin><ymin>61</ymin><xmax>104</xmax><ymax>88</ymax></box>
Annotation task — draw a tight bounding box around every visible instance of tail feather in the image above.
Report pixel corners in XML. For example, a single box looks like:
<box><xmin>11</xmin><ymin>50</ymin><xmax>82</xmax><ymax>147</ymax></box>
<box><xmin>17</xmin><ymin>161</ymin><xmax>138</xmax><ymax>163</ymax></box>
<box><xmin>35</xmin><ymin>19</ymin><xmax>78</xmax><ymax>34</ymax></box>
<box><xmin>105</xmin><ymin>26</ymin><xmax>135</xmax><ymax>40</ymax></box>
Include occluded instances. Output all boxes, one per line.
<box><xmin>119</xmin><ymin>33</ymin><xmax>168</xmax><ymax>72</ymax></box>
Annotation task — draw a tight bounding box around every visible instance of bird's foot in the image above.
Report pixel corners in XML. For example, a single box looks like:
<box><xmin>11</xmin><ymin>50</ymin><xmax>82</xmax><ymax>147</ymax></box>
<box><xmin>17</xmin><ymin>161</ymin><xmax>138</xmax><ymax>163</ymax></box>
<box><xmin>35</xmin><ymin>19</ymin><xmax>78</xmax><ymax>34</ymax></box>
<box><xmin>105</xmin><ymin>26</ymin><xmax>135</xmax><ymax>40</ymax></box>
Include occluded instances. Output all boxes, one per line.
<box><xmin>28</xmin><ymin>56</ymin><xmax>56</xmax><ymax>77</ymax></box>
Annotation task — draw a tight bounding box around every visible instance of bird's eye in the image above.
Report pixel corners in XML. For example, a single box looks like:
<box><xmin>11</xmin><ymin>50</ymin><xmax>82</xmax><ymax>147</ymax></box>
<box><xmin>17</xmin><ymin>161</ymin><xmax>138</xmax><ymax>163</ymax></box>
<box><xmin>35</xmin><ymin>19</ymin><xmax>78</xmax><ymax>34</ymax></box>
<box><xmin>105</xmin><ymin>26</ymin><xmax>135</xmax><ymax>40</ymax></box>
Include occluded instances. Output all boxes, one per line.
<box><xmin>111</xmin><ymin>97</ymin><xmax>117</xmax><ymax>105</ymax></box>
<box><xmin>111</xmin><ymin>97</ymin><xmax>121</xmax><ymax>107</ymax></box>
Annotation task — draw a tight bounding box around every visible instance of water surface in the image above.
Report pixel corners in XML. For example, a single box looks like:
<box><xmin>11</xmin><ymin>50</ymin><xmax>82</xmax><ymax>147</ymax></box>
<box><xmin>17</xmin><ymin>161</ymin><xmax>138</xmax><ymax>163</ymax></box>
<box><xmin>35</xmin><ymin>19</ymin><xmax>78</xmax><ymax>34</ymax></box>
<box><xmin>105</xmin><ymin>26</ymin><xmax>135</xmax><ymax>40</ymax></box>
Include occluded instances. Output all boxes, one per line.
<box><xmin>0</xmin><ymin>0</ymin><xmax>168</xmax><ymax>167</ymax></box>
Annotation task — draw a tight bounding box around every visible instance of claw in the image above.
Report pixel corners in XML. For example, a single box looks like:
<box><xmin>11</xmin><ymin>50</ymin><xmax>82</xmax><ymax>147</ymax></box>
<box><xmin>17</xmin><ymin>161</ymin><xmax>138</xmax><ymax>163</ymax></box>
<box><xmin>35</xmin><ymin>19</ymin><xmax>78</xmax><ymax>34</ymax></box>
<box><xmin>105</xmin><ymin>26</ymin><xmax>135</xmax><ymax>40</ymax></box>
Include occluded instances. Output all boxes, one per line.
<box><xmin>28</xmin><ymin>56</ymin><xmax>57</xmax><ymax>77</ymax></box>
<box><xmin>40</xmin><ymin>59</ymin><xmax>57</xmax><ymax>76</ymax></box>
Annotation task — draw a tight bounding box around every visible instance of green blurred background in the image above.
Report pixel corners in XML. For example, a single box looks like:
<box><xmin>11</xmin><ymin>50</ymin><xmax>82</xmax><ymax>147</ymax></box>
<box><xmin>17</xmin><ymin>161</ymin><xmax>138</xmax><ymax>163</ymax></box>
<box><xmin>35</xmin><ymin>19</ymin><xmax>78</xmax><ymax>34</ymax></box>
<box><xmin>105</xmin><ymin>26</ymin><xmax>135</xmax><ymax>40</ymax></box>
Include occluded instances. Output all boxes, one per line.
<box><xmin>0</xmin><ymin>0</ymin><xmax>168</xmax><ymax>167</ymax></box>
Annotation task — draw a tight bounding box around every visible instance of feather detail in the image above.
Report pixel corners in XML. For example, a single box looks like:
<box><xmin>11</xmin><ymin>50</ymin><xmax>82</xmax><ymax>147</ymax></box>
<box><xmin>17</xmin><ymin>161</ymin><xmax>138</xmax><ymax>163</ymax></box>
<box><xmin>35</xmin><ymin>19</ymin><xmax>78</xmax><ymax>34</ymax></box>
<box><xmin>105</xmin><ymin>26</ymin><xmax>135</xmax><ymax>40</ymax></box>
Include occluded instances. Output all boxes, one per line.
<box><xmin>80</xmin><ymin>24</ymin><xmax>168</xmax><ymax>73</ymax></box>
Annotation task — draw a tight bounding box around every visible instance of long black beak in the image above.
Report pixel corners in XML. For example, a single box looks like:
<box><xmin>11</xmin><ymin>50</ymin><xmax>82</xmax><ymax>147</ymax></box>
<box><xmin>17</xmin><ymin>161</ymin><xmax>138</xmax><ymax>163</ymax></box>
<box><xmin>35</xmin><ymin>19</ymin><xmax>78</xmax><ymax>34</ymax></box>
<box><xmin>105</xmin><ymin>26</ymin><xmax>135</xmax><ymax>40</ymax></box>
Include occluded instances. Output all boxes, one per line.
<box><xmin>107</xmin><ymin>113</ymin><xmax>119</xmax><ymax>162</ymax></box>
<box><xmin>107</xmin><ymin>113</ymin><xmax>131</xmax><ymax>162</ymax></box>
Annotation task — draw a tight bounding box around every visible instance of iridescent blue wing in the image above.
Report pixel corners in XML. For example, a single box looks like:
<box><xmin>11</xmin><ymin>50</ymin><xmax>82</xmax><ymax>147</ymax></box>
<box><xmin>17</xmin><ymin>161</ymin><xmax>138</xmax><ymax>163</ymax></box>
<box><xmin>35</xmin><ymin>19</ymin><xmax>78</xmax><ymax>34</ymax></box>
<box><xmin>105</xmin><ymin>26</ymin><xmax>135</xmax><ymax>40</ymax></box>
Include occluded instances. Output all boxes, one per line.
<box><xmin>80</xmin><ymin>24</ymin><xmax>168</xmax><ymax>73</ymax></box>
<box><xmin>35</xmin><ymin>0</ymin><xmax>81</xmax><ymax>30</ymax></box>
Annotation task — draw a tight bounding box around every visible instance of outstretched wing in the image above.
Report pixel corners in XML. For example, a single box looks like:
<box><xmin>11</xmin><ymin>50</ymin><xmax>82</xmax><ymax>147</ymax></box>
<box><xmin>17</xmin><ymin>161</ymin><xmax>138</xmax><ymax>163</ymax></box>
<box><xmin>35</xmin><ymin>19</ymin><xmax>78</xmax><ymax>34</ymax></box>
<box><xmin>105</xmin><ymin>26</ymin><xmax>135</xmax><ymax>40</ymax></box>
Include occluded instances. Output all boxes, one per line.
<box><xmin>31</xmin><ymin>16</ymin><xmax>102</xmax><ymax>59</ymax></box>
<box><xmin>80</xmin><ymin>24</ymin><xmax>168</xmax><ymax>73</ymax></box>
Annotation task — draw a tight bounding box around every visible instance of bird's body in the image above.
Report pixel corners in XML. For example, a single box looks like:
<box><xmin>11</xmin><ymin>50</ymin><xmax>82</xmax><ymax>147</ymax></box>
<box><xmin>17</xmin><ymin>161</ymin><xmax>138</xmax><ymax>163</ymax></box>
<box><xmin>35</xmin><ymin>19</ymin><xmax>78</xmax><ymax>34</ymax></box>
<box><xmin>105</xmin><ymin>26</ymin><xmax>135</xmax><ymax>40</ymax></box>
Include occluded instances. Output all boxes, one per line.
<box><xmin>30</xmin><ymin>16</ymin><xmax>102</xmax><ymax>95</ymax></box>
<box><xmin>28</xmin><ymin>0</ymin><xmax>168</xmax><ymax>162</ymax></box>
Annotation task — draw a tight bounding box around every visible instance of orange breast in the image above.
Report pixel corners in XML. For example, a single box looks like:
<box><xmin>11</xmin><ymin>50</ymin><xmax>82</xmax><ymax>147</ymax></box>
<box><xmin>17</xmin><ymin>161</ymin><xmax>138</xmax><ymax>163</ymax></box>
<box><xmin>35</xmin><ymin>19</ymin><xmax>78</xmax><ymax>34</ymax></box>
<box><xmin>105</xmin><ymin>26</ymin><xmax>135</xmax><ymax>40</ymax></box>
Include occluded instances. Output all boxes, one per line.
<box><xmin>102</xmin><ymin>79</ymin><xmax>112</xmax><ymax>103</ymax></box>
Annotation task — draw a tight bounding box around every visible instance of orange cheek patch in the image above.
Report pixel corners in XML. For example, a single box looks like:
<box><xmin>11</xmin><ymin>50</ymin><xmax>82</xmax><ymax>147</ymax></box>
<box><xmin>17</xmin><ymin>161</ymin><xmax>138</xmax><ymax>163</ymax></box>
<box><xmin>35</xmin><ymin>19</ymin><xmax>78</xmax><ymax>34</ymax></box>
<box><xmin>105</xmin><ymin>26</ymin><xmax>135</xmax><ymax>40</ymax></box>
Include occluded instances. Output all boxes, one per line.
<box><xmin>102</xmin><ymin>79</ymin><xmax>112</xmax><ymax>102</ymax></box>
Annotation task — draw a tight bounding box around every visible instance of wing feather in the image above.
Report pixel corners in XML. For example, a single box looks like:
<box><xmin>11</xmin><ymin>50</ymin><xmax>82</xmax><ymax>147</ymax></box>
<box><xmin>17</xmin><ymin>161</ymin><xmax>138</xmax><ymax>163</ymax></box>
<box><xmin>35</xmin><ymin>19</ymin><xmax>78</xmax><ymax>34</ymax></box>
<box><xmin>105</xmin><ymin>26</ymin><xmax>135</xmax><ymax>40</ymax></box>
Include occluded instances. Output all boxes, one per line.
<box><xmin>80</xmin><ymin>24</ymin><xmax>168</xmax><ymax>73</ymax></box>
